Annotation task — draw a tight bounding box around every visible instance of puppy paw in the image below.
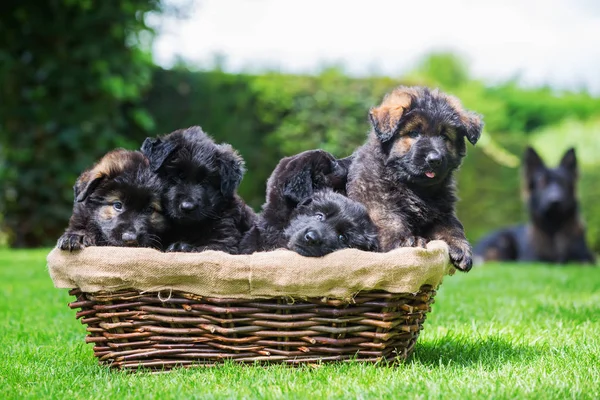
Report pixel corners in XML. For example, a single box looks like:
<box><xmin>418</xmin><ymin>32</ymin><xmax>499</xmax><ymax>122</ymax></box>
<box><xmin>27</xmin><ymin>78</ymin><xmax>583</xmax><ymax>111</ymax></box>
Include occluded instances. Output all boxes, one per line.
<box><xmin>57</xmin><ymin>233</ymin><xmax>92</xmax><ymax>251</ymax></box>
<box><xmin>396</xmin><ymin>236</ymin><xmax>428</xmax><ymax>248</ymax></box>
<box><xmin>448</xmin><ymin>242</ymin><xmax>473</xmax><ymax>272</ymax></box>
<box><xmin>166</xmin><ymin>242</ymin><xmax>196</xmax><ymax>252</ymax></box>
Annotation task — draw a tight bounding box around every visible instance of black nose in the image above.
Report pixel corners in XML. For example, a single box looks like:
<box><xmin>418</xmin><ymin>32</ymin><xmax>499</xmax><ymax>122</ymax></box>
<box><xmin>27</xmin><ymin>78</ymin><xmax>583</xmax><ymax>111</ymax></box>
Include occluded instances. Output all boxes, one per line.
<box><xmin>122</xmin><ymin>232</ymin><xmax>138</xmax><ymax>245</ymax></box>
<box><xmin>426</xmin><ymin>152</ymin><xmax>442</xmax><ymax>167</ymax></box>
<box><xmin>180</xmin><ymin>201</ymin><xmax>197</xmax><ymax>212</ymax></box>
<box><xmin>304</xmin><ymin>230</ymin><xmax>321</xmax><ymax>245</ymax></box>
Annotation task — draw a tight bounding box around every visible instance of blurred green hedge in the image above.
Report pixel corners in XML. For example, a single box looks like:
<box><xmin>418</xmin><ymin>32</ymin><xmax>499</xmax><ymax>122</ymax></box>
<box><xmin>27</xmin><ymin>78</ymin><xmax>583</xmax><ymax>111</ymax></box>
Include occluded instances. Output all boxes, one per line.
<box><xmin>2</xmin><ymin>48</ymin><xmax>600</xmax><ymax>251</ymax></box>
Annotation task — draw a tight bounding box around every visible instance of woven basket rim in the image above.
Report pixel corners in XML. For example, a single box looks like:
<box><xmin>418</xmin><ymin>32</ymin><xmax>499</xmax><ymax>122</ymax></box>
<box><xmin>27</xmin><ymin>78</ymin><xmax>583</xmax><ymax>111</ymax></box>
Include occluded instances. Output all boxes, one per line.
<box><xmin>47</xmin><ymin>241</ymin><xmax>454</xmax><ymax>301</ymax></box>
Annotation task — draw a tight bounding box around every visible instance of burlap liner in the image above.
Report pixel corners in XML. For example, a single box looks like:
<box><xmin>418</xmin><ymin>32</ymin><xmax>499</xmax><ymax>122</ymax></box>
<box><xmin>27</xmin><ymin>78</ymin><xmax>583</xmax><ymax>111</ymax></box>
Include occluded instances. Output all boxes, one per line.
<box><xmin>47</xmin><ymin>240</ymin><xmax>454</xmax><ymax>300</ymax></box>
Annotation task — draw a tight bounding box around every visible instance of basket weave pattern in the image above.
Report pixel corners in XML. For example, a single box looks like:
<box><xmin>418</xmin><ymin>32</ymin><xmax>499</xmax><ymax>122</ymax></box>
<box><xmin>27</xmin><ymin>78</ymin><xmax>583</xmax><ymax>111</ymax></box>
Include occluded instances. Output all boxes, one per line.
<box><xmin>68</xmin><ymin>285</ymin><xmax>436</xmax><ymax>369</ymax></box>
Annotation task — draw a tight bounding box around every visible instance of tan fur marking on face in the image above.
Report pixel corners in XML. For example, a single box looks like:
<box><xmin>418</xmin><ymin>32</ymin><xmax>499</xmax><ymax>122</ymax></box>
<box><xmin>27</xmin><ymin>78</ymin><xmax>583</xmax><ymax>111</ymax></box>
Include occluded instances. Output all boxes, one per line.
<box><xmin>79</xmin><ymin>149</ymin><xmax>132</xmax><ymax>184</ymax></box>
<box><xmin>150</xmin><ymin>199</ymin><xmax>162</xmax><ymax>213</ymax></box>
<box><xmin>369</xmin><ymin>87</ymin><xmax>421</xmax><ymax>136</ymax></box>
<box><xmin>98</xmin><ymin>205</ymin><xmax>117</xmax><ymax>220</ymax></box>
<box><xmin>380</xmin><ymin>86</ymin><xmax>419</xmax><ymax>108</ymax></box>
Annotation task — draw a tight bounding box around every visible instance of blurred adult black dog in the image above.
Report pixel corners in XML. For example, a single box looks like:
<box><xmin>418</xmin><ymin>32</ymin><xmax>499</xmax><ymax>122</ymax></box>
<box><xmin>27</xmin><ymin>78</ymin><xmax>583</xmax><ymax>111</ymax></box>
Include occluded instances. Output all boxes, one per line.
<box><xmin>474</xmin><ymin>147</ymin><xmax>595</xmax><ymax>264</ymax></box>
<box><xmin>57</xmin><ymin>149</ymin><xmax>167</xmax><ymax>251</ymax></box>
<box><xmin>141</xmin><ymin>126</ymin><xmax>256</xmax><ymax>253</ymax></box>
<box><xmin>240</xmin><ymin>150</ymin><xmax>378</xmax><ymax>256</ymax></box>
<box><xmin>347</xmin><ymin>86</ymin><xmax>483</xmax><ymax>271</ymax></box>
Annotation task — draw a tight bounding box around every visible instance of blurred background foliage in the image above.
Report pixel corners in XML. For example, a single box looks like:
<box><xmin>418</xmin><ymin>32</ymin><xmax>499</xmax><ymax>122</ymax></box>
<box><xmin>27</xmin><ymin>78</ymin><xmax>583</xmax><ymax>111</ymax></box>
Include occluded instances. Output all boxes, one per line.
<box><xmin>1</xmin><ymin>1</ymin><xmax>599</xmax><ymax>252</ymax></box>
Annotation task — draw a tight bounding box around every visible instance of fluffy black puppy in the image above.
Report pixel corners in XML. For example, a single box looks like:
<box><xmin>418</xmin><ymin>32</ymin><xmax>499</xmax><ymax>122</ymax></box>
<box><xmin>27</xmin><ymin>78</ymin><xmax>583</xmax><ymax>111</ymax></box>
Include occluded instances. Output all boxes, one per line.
<box><xmin>347</xmin><ymin>86</ymin><xmax>483</xmax><ymax>271</ymax></box>
<box><xmin>141</xmin><ymin>126</ymin><xmax>256</xmax><ymax>253</ymax></box>
<box><xmin>475</xmin><ymin>147</ymin><xmax>595</xmax><ymax>263</ymax></box>
<box><xmin>57</xmin><ymin>149</ymin><xmax>166</xmax><ymax>251</ymax></box>
<box><xmin>240</xmin><ymin>150</ymin><xmax>378</xmax><ymax>256</ymax></box>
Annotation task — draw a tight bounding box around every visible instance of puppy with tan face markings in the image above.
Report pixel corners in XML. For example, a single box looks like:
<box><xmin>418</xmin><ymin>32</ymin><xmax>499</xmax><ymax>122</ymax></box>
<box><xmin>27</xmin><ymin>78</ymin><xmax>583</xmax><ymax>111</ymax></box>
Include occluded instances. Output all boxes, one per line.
<box><xmin>347</xmin><ymin>86</ymin><xmax>483</xmax><ymax>271</ymax></box>
<box><xmin>57</xmin><ymin>149</ymin><xmax>167</xmax><ymax>251</ymax></box>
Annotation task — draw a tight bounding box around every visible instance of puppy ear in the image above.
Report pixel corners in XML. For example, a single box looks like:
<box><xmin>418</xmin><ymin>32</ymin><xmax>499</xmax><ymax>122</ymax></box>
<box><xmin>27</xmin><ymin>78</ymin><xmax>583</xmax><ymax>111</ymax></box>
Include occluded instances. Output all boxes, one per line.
<box><xmin>141</xmin><ymin>137</ymin><xmax>177</xmax><ymax>172</ymax></box>
<box><xmin>523</xmin><ymin>147</ymin><xmax>546</xmax><ymax>181</ymax></box>
<box><xmin>446</xmin><ymin>94</ymin><xmax>483</xmax><ymax>145</ymax></box>
<box><xmin>559</xmin><ymin>147</ymin><xmax>577</xmax><ymax>176</ymax></box>
<box><xmin>283</xmin><ymin>169</ymin><xmax>314</xmax><ymax>205</ymax></box>
<box><xmin>460</xmin><ymin>111</ymin><xmax>484</xmax><ymax>145</ymax></box>
<box><xmin>369</xmin><ymin>105</ymin><xmax>405</xmax><ymax>143</ymax></box>
<box><xmin>74</xmin><ymin>174</ymin><xmax>105</xmax><ymax>202</ymax></box>
<box><xmin>217</xmin><ymin>144</ymin><xmax>245</xmax><ymax>198</ymax></box>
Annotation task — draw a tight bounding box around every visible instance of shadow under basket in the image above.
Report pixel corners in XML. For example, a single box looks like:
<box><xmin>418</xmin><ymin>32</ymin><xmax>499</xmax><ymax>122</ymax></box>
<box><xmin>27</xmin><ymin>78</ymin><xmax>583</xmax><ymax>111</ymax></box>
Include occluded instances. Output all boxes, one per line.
<box><xmin>48</xmin><ymin>243</ymin><xmax>453</xmax><ymax>370</ymax></box>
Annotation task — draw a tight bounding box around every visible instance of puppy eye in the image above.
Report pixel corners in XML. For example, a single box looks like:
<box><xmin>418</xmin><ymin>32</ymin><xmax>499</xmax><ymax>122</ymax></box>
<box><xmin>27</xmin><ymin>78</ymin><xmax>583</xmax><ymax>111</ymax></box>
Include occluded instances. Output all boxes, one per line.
<box><xmin>407</xmin><ymin>130</ymin><xmax>420</xmax><ymax>139</ymax></box>
<box><xmin>441</xmin><ymin>133</ymin><xmax>451</xmax><ymax>142</ymax></box>
<box><xmin>113</xmin><ymin>202</ymin><xmax>123</xmax><ymax>211</ymax></box>
<box><xmin>315</xmin><ymin>213</ymin><xmax>325</xmax><ymax>221</ymax></box>
<box><xmin>338</xmin><ymin>233</ymin><xmax>348</xmax><ymax>243</ymax></box>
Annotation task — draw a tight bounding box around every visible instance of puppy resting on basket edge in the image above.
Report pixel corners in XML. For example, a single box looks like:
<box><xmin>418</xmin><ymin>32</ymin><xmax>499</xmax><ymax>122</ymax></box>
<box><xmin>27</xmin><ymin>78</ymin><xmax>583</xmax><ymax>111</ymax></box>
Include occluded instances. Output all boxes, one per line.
<box><xmin>347</xmin><ymin>86</ymin><xmax>483</xmax><ymax>271</ymax></box>
<box><xmin>57</xmin><ymin>149</ymin><xmax>167</xmax><ymax>251</ymax></box>
<box><xmin>240</xmin><ymin>150</ymin><xmax>379</xmax><ymax>257</ymax></box>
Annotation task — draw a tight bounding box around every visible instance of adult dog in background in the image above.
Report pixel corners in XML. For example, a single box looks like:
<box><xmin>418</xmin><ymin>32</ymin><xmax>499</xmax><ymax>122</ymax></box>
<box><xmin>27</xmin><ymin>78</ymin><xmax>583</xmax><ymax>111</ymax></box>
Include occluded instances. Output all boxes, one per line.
<box><xmin>474</xmin><ymin>147</ymin><xmax>595</xmax><ymax>264</ymax></box>
<box><xmin>347</xmin><ymin>86</ymin><xmax>483</xmax><ymax>271</ymax></box>
<box><xmin>57</xmin><ymin>149</ymin><xmax>166</xmax><ymax>251</ymax></box>
<box><xmin>141</xmin><ymin>126</ymin><xmax>256</xmax><ymax>253</ymax></box>
<box><xmin>240</xmin><ymin>150</ymin><xmax>378</xmax><ymax>256</ymax></box>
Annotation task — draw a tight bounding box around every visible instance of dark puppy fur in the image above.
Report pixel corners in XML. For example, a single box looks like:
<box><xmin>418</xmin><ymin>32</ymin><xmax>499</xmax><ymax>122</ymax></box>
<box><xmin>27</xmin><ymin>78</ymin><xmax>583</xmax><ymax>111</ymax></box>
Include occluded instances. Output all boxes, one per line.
<box><xmin>240</xmin><ymin>150</ymin><xmax>378</xmax><ymax>256</ymax></box>
<box><xmin>347</xmin><ymin>86</ymin><xmax>483</xmax><ymax>271</ymax></box>
<box><xmin>475</xmin><ymin>147</ymin><xmax>595</xmax><ymax>264</ymax></box>
<box><xmin>141</xmin><ymin>126</ymin><xmax>256</xmax><ymax>253</ymax></box>
<box><xmin>57</xmin><ymin>149</ymin><xmax>166</xmax><ymax>251</ymax></box>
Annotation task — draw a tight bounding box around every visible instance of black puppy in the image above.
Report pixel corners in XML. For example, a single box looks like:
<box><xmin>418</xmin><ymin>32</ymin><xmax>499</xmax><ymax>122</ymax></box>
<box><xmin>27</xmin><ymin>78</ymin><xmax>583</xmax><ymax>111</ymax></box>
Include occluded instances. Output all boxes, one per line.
<box><xmin>57</xmin><ymin>149</ymin><xmax>166</xmax><ymax>251</ymax></box>
<box><xmin>141</xmin><ymin>126</ymin><xmax>256</xmax><ymax>253</ymax></box>
<box><xmin>240</xmin><ymin>150</ymin><xmax>378</xmax><ymax>256</ymax></box>
<box><xmin>475</xmin><ymin>147</ymin><xmax>595</xmax><ymax>263</ymax></box>
<box><xmin>347</xmin><ymin>86</ymin><xmax>483</xmax><ymax>271</ymax></box>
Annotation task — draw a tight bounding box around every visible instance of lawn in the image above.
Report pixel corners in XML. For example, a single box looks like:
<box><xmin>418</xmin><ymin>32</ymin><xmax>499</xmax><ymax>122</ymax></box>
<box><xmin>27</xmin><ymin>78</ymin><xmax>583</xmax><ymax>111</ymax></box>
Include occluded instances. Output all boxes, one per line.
<box><xmin>1</xmin><ymin>248</ymin><xmax>599</xmax><ymax>399</ymax></box>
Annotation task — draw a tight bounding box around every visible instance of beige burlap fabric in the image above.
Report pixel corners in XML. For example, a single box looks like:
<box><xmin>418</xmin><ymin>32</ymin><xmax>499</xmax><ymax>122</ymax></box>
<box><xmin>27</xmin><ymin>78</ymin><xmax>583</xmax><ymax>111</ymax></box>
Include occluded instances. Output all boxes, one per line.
<box><xmin>47</xmin><ymin>240</ymin><xmax>454</xmax><ymax>300</ymax></box>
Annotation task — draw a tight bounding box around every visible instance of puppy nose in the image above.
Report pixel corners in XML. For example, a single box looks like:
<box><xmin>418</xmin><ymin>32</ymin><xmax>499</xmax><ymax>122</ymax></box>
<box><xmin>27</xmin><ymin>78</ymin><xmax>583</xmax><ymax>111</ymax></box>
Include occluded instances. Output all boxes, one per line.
<box><xmin>304</xmin><ymin>230</ymin><xmax>321</xmax><ymax>245</ymax></box>
<box><xmin>180</xmin><ymin>201</ymin><xmax>197</xmax><ymax>212</ymax></box>
<box><xmin>426</xmin><ymin>152</ymin><xmax>442</xmax><ymax>167</ymax></box>
<box><xmin>122</xmin><ymin>232</ymin><xmax>138</xmax><ymax>245</ymax></box>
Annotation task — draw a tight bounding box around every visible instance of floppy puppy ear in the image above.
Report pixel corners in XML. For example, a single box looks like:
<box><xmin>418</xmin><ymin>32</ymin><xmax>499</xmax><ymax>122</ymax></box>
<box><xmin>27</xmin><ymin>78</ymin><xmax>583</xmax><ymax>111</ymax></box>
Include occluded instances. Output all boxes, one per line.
<box><xmin>217</xmin><ymin>144</ymin><xmax>245</xmax><ymax>198</ymax></box>
<box><xmin>282</xmin><ymin>169</ymin><xmax>314</xmax><ymax>205</ymax></box>
<box><xmin>141</xmin><ymin>137</ymin><xmax>177</xmax><ymax>172</ymax></box>
<box><xmin>74</xmin><ymin>174</ymin><xmax>105</xmax><ymax>202</ymax></box>
<box><xmin>369</xmin><ymin>105</ymin><xmax>405</xmax><ymax>143</ymax></box>
<box><xmin>523</xmin><ymin>147</ymin><xmax>546</xmax><ymax>181</ymax></box>
<box><xmin>461</xmin><ymin>111</ymin><xmax>484</xmax><ymax>145</ymax></box>
<box><xmin>559</xmin><ymin>147</ymin><xmax>577</xmax><ymax>176</ymax></box>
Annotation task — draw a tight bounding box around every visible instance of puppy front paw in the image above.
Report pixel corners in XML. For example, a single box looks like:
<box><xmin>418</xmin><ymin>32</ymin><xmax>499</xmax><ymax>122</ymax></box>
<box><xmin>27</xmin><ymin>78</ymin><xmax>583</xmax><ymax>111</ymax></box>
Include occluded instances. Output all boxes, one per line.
<box><xmin>57</xmin><ymin>233</ymin><xmax>92</xmax><ymax>252</ymax></box>
<box><xmin>395</xmin><ymin>236</ymin><xmax>428</xmax><ymax>248</ymax></box>
<box><xmin>448</xmin><ymin>242</ymin><xmax>473</xmax><ymax>272</ymax></box>
<box><xmin>166</xmin><ymin>242</ymin><xmax>196</xmax><ymax>252</ymax></box>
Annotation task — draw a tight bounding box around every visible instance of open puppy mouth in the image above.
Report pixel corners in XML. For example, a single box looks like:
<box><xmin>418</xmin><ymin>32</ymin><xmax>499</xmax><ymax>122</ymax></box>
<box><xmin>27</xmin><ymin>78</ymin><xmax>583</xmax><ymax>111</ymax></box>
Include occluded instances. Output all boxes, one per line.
<box><xmin>425</xmin><ymin>171</ymin><xmax>436</xmax><ymax>179</ymax></box>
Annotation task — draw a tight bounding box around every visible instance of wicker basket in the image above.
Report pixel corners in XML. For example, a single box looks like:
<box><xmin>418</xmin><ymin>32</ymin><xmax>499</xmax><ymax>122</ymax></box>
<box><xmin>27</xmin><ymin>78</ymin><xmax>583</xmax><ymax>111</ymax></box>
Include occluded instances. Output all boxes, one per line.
<box><xmin>49</xmin><ymin>244</ymin><xmax>452</xmax><ymax>370</ymax></box>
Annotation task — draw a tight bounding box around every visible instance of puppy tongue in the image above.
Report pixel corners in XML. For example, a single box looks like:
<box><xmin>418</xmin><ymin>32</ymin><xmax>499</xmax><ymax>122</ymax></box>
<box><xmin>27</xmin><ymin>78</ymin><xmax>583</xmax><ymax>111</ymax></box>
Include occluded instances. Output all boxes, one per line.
<box><xmin>425</xmin><ymin>171</ymin><xmax>436</xmax><ymax>178</ymax></box>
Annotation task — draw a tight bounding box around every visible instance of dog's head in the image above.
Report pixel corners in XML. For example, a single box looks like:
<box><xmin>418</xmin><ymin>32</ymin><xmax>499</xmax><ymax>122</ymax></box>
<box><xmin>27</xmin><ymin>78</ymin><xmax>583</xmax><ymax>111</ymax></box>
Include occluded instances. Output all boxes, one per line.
<box><xmin>368</xmin><ymin>86</ymin><xmax>483</xmax><ymax>187</ymax></box>
<box><xmin>74</xmin><ymin>149</ymin><xmax>166</xmax><ymax>248</ymax></box>
<box><xmin>283</xmin><ymin>190</ymin><xmax>379</xmax><ymax>257</ymax></box>
<box><xmin>141</xmin><ymin>126</ymin><xmax>245</xmax><ymax>223</ymax></box>
<box><xmin>523</xmin><ymin>147</ymin><xmax>578</xmax><ymax>224</ymax></box>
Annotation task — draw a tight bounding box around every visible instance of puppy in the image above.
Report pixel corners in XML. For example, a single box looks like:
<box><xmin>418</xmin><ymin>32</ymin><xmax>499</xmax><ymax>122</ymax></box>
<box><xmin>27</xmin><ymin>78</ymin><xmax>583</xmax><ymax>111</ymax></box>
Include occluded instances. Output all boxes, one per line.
<box><xmin>347</xmin><ymin>86</ymin><xmax>483</xmax><ymax>271</ymax></box>
<box><xmin>240</xmin><ymin>150</ymin><xmax>378</xmax><ymax>256</ymax></box>
<box><xmin>141</xmin><ymin>126</ymin><xmax>256</xmax><ymax>253</ymax></box>
<box><xmin>57</xmin><ymin>149</ymin><xmax>166</xmax><ymax>251</ymax></box>
<box><xmin>474</xmin><ymin>147</ymin><xmax>595</xmax><ymax>263</ymax></box>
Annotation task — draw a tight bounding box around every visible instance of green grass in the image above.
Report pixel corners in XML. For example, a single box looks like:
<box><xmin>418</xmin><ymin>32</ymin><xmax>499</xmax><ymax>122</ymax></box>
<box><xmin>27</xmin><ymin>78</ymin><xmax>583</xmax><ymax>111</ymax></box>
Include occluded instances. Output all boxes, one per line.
<box><xmin>1</xmin><ymin>249</ymin><xmax>599</xmax><ymax>399</ymax></box>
